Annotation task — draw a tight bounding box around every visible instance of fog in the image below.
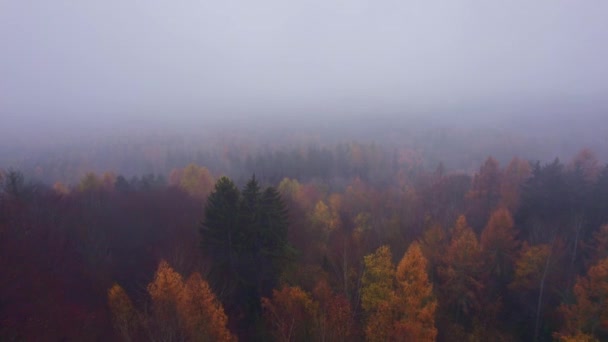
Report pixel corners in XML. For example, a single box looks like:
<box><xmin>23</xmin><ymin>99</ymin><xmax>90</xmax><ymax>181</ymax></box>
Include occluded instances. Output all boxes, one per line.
<box><xmin>1</xmin><ymin>1</ymin><xmax>608</xmax><ymax>160</ymax></box>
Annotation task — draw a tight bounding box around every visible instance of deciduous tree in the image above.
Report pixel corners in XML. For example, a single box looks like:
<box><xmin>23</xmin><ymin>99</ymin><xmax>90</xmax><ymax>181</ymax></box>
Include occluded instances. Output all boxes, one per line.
<box><xmin>481</xmin><ymin>208</ymin><xmax>520</xmax><ymax>288</ymax></box>
<box><xmin>361</xmin><ymin>245</ymin><xmax>394</xmax><ymax>313</ymax></box>
<box><xmin>438</xmin><ymin>215</ymin><xmax>483</xmax><ymax>327</ymax></box>
<box><xmin>557</xmin><ymin>257</ymin><xmax>608</xmax><ymax>340</ymax></box>
<box><xmin>179</xmin><ymin>273</ymin><xmax>236</xmax><ymax>342</ymax></box>
<box><xmin>147</xmin><ymin>260</ymin><xmax>184</xmax><ymax>339</ymax></box>
<box><xmin>510</xmin><ymin>240</ymin><xmax>567</xmax><ymax>341</ymax></box>
<box><xmin>262</xmin><ymin>286</ymin><xmax>318</xmax><ymax>342</ymax></box>
<box><xmin>169</xmin><ymin>164</ymin><xmax>215</xmax><ymax>199</ymax></box>
<box><xmin>110</xmin><ymin>261</ymin><xmax>235</xmax><ymax>342</ymax></box>
<box><xmin>312</xmin><ymin>280</ymin><xmax>353</xmax><ymax>342</ymax></box>
<box><xmin>466</xmin><ymin>157</ymin><xmax>502</xmax><ymax>231</ymax></box>
<box><xmin>107</xmin><ymin>284</ymin><xmax>138</xmax><ymax>342</ymax></box>
<box><xmin>393</xmin><ymin>242</ymin><xmax>437</xmax><ymax>341</ymax></box>
<box><xmin>500</xmin><ymin>157</ymin><xmax>530</xmax><ymax>212</ymax></box>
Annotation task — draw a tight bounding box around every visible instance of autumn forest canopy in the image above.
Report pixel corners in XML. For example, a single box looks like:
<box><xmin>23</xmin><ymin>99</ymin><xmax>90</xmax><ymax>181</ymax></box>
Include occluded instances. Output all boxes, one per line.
<box><xmin>1</xmin><ymin>136</ymin><xmax>608</xmax><ymax>342</ymax></box>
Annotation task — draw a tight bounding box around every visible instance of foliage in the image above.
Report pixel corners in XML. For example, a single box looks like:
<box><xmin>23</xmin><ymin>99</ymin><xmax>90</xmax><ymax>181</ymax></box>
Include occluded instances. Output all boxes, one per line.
<box><xmin>312</xmin><ymin>279</ymin><xmax>354</xmax><ymax>341</ymax></box>
<box><xmin>361</xmin><ymin>243</ymin><xmax>438</xmax><ymax>341</ymax></box>
<box><xmin>107</xmin><ymin>284</ymin><xmax>138</xmax><ymax>342</ymax></box>
<box><xmin>556</xmin><ymin>257</ymin><xmax>608</xmax><ymax>341</ymax></box>
<box><xmin>393</xmin><ymin>242</ymin><xmax>437</xmax><ymax>341</ymax></box>
<box><xmin>481</xmin><ymin>208</ymin><xmax>520</xmax><ymax>287</ymax></box>
<box><xmin>179</xmin><ymin>273</ymin><xmax>235</xmax><ymax>342</ymax></box>
<box><xmin>466</xmin><ymin>157</ymin><xmax>502</xmax><ymax>230</ymax></box>
<box><xmin>361</xmin><ymin>245</ymin><xmax>394</xmax><ymax>313</ymax></box>
<box><xmin>108</xmin><ymin>261</ymin><xmax>235</xmax><ymax>342</ymax></box>
<box><xmin>261</xmin><ymin>286</ymin><xmax>318</xmax><ymax>342</ymax></box>
<box><xmin>438</xmin><ymin>215</ymin><xmax>483</xmax><ymax>326</ymax></box>
<box><xmin>510</xmin><ymin>243</ymin><xmax>552</xmax><ymax>292</ymax></box>
<box><xmin>169</xmin><ymin>164</ymin><xmax>215</xmax><ymax>199</ymax></box>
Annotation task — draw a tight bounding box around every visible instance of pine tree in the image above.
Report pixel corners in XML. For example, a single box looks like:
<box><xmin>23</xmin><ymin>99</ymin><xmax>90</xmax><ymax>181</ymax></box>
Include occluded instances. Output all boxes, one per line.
<box><xmin>236</xmin><ymin>176</ymin><xmax>263</xmax><ymax>316</ymax></box>
<box><xmin>258</xmin><ymin>186</ymin><xmax>291</xmax><ymax>292</ymax></box>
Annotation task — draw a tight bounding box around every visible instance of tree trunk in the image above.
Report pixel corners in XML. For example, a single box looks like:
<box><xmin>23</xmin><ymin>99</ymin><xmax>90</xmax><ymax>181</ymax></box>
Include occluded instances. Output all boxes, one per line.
<box><xmin>534</xmin><ymin>239</ymin><xmax>554</xmax><ymax>342</ymax></box>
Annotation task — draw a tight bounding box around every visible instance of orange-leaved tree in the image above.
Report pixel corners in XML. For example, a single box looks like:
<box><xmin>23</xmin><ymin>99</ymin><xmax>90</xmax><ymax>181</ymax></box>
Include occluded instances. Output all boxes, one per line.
<box><xmin>500</xmin><ymin>157</ymin><xmax>530</xmax><ymax>212</ymax></box>
<box><xmin>393</xmin><ymin>242</ymin><xmax>437</xmax><ymax>341</ymax></box>
<box><xmin>556</xmin><ymin>257</ymin><xmax>608</xmax><ymax>341</ymax></box>
<box><xmin>481</xmin><ymin>208</ymin><xmax>520</xmax><ymax>289</ymax></box>
<box><xmin>438</xmin><ymin>215</ymin><xmax>483</xmax><ymax>327</ymax></box>
<box><xmin>509</xmin><ymin>240</ymin><xmax>567</xmax><ymax>341</ymax></box>
<box><xmin>312</xmin><ymin>279</ymin><xmax>354</xmax><ymax>342</ymax></box>
<box><xmin>107</xmin><ymin>284</ymin><xmax>138</xmax><ymax>342</ymax></box>
<box><xmin>466</xmin><ymin>157</ymin><xmax>502</xmax><ymax>231</ymax></box>
<box><xmin>178</xmin><ymin>273</ymin><xmax>235</xmax><ymax>342</ymax></box>
<box><xmin>147</xmin><ymin>259</ymin><xmax>184</xmax><ymax>339</ymax></box>
<box><xmin>585</xmin><ymin>224</ymin><xmax>608</xmax><ymax>269</ymax></box>
<box><xmin>419</xmin><ymin>223</ymin><xmax>447</xmax><ymax>283</ymax></box>
<box><xmin>108</xmin><ymin>260</ymin><xmax>235</xmax><ymax>341</ymax></box>
<box><xmin>261</xmin><ymin>286</ymin><xmax>319</xmax><ymax>342</ymax></box>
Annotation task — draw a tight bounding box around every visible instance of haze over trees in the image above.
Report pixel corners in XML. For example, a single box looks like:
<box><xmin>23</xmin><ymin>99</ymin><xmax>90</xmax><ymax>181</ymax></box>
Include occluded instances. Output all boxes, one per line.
<box><xmin>2</xmin><ymin>1</ymin><xmax>608</xmax><ymax>341</ymax></box>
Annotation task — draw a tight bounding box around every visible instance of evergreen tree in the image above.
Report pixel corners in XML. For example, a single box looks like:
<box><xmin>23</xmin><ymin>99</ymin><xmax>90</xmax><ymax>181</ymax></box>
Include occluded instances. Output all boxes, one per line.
<box><xmin>236</xmin><ymin>175</ymin><xmax>264</xmax><ymax>318</ymax></box>
<box><xmin>200</xmin><ymin>176</ymin><xmax>241</xmax><ymax>302</ymax></box>
<box><xmin>201</xmin><ymin>175</ymin><xmax>292</xmax><ymax>337</ymax></box>
<box><xmin>259</xmin><ymin>186</ymin><xmax>290</xmax><ymax>275</ymax></box>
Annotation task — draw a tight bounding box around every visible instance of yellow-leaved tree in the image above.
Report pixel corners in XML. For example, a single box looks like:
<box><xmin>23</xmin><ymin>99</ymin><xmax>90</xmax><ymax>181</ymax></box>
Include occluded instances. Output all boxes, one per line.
<box><xmin>169</xmin><ymin>164</ymin><xmax>215</xmax><ymax>199</ymax></box>
<box><xmin>361</xmin><ymin>245</ymin><xmax>395</xmax><ymax>342</ymax></box>
<box><xmin>361</xmin><ymin>245</ymin><xmax>394</xmax><ymax>313</ymax></box>
<box><xmin>362</xmin><ymin>243</ymin><xmax>437</xmax><ymax>342</ymax></box>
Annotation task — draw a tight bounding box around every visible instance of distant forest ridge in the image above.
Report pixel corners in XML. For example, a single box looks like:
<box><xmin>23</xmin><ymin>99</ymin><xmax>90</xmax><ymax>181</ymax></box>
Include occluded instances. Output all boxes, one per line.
<box><xmin>1</xmin><ymin>114</ymin><xmax>607</xmax><ymax>186</ymax></box>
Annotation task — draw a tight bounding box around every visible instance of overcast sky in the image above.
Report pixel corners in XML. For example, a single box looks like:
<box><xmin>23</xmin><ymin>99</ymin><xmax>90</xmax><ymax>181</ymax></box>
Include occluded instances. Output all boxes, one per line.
<box><xmin>1</xmin><ymin>0</ymin><xmax>608</xmax><ymax>133</ymax></box>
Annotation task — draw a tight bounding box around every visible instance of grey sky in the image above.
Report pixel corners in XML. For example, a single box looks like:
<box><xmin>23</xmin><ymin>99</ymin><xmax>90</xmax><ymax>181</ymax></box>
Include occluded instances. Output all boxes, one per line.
<box><xmin>1</xmin><ymin>0</ymin><xmax>608</xmax><ymax>128</ymax></box>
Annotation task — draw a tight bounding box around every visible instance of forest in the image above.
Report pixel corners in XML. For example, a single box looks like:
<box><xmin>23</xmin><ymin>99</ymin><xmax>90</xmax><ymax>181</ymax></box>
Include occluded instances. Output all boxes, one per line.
<box><xmin>3</xmin><ymin>1</ymin><xmax>607</xmax><ymax>341</ymax></box>
<box><xmin>1</xmin><ymin>142</ymin><xmax>607</xmax><ymax>342</ymax></box>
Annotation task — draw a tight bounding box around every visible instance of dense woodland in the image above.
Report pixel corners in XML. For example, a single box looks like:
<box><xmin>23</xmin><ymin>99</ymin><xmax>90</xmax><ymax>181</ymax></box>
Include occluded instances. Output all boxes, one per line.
<box><xmin>1</xmin><ymin>143</ymin><xmax>608</xmax><ymax>341</ymax></box>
